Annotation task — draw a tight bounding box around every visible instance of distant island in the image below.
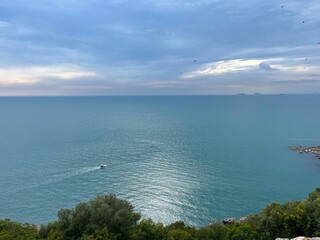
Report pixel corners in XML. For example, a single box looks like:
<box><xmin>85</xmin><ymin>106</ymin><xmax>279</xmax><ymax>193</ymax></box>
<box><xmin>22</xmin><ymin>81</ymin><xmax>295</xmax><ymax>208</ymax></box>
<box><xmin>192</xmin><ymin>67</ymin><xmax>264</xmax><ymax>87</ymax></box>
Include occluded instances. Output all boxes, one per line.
<box><xmin>237</xmin><ymin>93</ymin><xmax>263</xmax><ymax>95</ymax></box>
<box><xmin>289</xmin><ymin>145</ymin><xmax>320</xmax><ymax>159</ymax></box>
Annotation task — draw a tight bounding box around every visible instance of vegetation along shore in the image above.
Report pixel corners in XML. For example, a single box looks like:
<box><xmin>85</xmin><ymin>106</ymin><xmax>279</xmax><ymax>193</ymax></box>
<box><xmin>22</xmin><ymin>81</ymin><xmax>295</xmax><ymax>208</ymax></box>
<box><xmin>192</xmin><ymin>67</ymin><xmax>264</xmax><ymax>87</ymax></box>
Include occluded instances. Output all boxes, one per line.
<box><xmin>289</xmin><ymin>146</ymin><xmax>320</xmax><ymax>159</ymax></box>
<box><xmin>1</xmin><ymin>189</ymin><xmax>320</xmax><ymax>240</ymax></box>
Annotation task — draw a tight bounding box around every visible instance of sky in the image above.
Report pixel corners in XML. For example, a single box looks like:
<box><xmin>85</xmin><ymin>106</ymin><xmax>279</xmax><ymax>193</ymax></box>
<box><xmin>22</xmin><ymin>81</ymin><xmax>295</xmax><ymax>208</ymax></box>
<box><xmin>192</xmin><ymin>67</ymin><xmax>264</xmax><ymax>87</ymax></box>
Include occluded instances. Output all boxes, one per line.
<box><xmin>0</xmin><ymin>0</ymin><xmax>319</xmax><ymax>96</ymax></box>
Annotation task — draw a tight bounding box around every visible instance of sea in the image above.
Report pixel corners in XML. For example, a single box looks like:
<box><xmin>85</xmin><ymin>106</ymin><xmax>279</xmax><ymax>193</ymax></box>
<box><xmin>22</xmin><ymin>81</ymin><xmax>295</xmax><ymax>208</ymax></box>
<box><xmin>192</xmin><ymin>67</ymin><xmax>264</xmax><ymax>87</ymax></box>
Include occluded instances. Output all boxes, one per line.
<box><xmin>0</xmin><ymin>95</ymin><xmax>320</xmax><ymax>227</ymax></box>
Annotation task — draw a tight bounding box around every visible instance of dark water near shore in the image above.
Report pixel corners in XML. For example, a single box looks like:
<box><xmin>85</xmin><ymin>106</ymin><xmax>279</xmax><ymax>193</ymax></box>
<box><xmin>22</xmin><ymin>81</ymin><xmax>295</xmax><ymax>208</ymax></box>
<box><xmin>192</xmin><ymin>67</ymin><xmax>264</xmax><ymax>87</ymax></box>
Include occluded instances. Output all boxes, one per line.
<box><xmin>0</xmin><ymin>95</ymin><xmax>320</xmax><ymax>226</ymax></box>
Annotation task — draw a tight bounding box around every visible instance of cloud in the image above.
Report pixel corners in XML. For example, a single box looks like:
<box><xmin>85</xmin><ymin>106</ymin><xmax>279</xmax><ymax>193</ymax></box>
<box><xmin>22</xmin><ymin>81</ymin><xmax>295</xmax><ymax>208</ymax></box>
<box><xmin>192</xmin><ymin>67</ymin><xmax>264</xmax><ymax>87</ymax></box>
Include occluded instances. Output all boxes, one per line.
<box><xmin>163</xmin><ymin>37</ymin><xmax>199</xmax><ymax>49</ymax></box>
<box><xmin>0</xmin><ymin>65</ymin><xmax>96</xmax><ymax>85</ymax></box>
<box><xmin>0</xmin><ymin>21</ymin><xmax>10</xmax><ymax>27</ymax></box>
<box><xmin>63</xmin><ymin>85</ymin><xmax>112</xmax><ymax>90</ymax></box>
<box><xmin>143</xmin><ymin>81</ymin><xmax>181</xmax><ymax>88</ymax></box>
<box><xmin>181</xmin><ymin>57</ymin><xmax>320</xmax><ymax>79</ymax></box>
<box><xmin>110</xmin><ymin>0</ymin><xmax>218</xmax><ymax>8</ymax></box>
<box><xmin>289</xmin><ymin>0</ymin><xmax>320</xmax><ymax>22</ymax></box>
<box><xmin>272</xmin><ymin>79</ymin><xmax>320</xmax><ymax>85</ymax></box>
<box><xmin>0</xmin><ymin>0</ymin><xmax>319</xmax><ymax>95</ymax></box>
<box><xmin>181</xmin><ymin>59</ymin><xmax>269</xmax><ymax>79</ymax></box>
<box><xmin>259</xmin><ymin>62</ymin><xmax>277</xmax><ymax>71</ymax></box>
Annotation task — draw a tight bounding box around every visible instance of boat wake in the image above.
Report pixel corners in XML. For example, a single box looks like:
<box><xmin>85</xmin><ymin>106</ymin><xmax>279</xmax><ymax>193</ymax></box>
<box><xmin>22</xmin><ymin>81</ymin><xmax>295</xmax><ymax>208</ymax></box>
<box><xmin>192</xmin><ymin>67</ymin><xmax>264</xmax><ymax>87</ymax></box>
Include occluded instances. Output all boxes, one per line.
<box><xmin>13</xmin><ymin>167</ymin><xmax>100</xmax><ymax>194</ymax></box>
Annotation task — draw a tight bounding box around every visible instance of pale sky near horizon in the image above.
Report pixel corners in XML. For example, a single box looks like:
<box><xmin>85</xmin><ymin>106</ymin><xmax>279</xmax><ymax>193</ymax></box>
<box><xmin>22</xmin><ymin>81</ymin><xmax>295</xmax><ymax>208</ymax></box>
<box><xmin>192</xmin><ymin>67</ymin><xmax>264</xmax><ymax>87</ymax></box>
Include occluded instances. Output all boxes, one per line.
<box><xmin>0</xmin><ymin>0</ymin><xmax>319</xmax><ymax>96</ymax></box>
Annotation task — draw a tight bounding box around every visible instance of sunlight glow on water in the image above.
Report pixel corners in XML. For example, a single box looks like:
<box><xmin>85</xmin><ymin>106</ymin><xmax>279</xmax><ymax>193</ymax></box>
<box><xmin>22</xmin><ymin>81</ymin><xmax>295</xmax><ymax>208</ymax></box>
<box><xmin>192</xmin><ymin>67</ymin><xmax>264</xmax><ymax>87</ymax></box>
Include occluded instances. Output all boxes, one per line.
<box><xmin>0</xmin><ymin>96</ymin><xmax>320</xmax><ymax>226</ymax></box>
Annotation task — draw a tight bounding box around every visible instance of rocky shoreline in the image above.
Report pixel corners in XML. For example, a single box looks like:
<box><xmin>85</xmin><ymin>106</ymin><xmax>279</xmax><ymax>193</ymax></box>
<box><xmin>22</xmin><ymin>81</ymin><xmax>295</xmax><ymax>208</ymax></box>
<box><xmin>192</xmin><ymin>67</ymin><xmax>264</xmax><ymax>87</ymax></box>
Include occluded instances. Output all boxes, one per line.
<box><xmin>289</xmin><ymin>146</ymin><xmax>320</xmax><ymax>159</ymax></box>
<box><xmin>222</xmin><ymin>217</ymin><xmax>247</xmax><ymax>225</ymax></box>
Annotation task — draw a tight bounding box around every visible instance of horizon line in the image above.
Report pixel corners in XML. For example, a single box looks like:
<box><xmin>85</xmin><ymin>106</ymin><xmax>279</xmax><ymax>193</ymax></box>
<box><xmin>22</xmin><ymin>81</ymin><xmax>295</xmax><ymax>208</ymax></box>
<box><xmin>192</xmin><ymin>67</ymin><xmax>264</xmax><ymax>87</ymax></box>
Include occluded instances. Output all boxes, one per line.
<box><xmin>0</xmin><ymin>93</ymin><xmax>318</xmax><ymax>97</ymax></box>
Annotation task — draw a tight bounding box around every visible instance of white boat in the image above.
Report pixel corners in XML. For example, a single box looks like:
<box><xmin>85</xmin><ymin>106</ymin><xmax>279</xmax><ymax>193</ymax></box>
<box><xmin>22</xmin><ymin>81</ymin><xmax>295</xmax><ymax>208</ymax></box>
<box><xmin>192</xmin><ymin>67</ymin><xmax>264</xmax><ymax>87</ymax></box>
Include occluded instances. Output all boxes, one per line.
<box><xmin>100</xmin><ymin>164</ymin><xmax>107</xmax><ymax>169</ymax></box>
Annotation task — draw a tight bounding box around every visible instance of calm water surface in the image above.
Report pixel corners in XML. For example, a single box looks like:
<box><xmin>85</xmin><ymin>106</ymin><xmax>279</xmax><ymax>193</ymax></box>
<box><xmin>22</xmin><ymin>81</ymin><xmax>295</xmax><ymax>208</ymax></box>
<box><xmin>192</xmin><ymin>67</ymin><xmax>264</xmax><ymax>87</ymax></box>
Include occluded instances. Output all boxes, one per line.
<box><xmin>0</xmin><ymin>95</ymin><xmax>320</xmax><ymax>226</ymax></box>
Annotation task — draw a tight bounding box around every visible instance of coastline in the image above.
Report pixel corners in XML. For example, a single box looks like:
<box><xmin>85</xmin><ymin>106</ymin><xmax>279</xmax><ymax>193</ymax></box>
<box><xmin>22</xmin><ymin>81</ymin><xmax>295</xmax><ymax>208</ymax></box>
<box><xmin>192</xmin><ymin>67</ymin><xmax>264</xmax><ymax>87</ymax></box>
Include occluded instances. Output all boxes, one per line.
<box><xmin>289</xmin><ymin>146</ymin><xmax>320</xmax><ymax>159</ymax></box>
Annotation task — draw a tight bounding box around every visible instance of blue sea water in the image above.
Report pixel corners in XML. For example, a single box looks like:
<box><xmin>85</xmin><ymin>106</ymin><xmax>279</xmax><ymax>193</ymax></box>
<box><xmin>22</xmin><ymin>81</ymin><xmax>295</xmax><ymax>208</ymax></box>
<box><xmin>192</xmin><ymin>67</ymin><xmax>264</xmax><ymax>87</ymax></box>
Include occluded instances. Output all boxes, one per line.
<box><xmin>0</xmin><ymin>95</ymin><xmax>320</xmax><ymax>226</ymax></box>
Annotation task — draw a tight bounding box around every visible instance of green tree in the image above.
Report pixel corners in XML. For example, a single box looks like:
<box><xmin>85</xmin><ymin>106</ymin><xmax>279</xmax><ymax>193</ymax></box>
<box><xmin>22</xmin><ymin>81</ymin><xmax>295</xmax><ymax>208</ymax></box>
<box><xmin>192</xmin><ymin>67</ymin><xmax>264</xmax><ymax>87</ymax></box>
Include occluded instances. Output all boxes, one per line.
<box><xmin>0</xmin><ymin>219</ymin><xmax>40</xmax><ymax>240</ymax></box>
<box><xmin>82</xmin><ymin>227</ymin><xmax>110</xmax><ymax>240</ymax></box>
<box><xmin>166</xmin><ymin>221</ymin><xmax>196</xmax><ymax>240</ymax></box>
<box><xmin>251</xmin><ymin>189</ymin><xmax>320</xmax><ymax>239</ymax></box>
<box><xmin>131</xmin><ymin>219</ymin><xmax>167</xmax><ymax>240</ymax></box>
<box><xmin>197</xmin><ymin>222</ymin><xmax>226</xmax><ymax>240</ymax></box>
<box><xmin>300</xmin><ymin>189</ymin><xmax>320</xmax><ymax>237</ymax></box>
<box><xmin>168</xmin><ymin>229</ymin><xmax>193</xmax><ymax>240</ymax></box>
<box><xmin>52</xmin><ymin>194</ymin><xmax>140</xmax><ymax>240</ymax></box>
<box><xmin>225</xmin><ymin>223</ymin><xmax>260</xmax><ymax>240</ymax></box>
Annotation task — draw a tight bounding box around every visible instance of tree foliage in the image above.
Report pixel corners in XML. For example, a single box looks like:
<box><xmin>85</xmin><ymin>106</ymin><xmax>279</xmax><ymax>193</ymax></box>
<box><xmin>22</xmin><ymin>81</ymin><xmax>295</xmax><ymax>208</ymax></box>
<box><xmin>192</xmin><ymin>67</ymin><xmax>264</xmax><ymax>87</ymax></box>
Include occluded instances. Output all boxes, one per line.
<box><xmin>249</xmin><ymin>188</ymin><xmax>320</xmax><ymax>240</ymax></box>
<box><xmin>197</xmin><ymin>222</ymin><xmax>227</xmax><ymax>240</ymax></box>
<box><xmin>1</xmin><ymin>189</ymin><xmax>320</xmax><ymax>240</ymax></box>
<box><xmin>225</xmin><ymin>223</ymin><xmax>259</xmax><ymax>240</ymax></box>
<box><xmin>0</xmin><ymin>219</ymin><xmax>41</xmax><ymax>240</ymax></box>
<box><xmin>131</xmin><ymin>219</ymin><xmax>167</xmax><ymax>240</ymax></box>
<box><xmin>48</xmin><ymin>194</ymin><xmax>141</xmax><ymax>240</ymax></box>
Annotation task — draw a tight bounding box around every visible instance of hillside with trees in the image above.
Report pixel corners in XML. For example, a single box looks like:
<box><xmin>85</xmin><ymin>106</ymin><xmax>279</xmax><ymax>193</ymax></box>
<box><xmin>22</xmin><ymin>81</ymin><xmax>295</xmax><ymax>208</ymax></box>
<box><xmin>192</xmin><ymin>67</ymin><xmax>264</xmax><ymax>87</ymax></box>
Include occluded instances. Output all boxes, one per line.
<box><xmin>1</xmin><ymin>189</ymin><xmax>320</xmax><ymax>240</ymax></box>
